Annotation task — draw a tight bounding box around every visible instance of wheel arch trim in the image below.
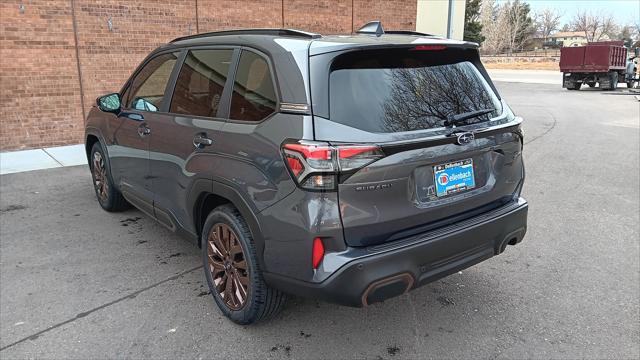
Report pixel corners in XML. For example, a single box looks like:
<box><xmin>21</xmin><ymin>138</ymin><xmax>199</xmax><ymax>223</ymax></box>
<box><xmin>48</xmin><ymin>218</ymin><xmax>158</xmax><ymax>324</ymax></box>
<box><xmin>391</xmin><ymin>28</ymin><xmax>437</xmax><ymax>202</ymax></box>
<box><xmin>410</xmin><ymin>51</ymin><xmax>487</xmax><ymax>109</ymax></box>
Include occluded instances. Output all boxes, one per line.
<box><xmin>85</xmin><ymin>127</ymin><xmax>109</xmax><ymax>165</ymax></box>
<box><xmin>189</xmin><ymin>179</ymin><xmax>266</xmax><ymax>268</ymax></box>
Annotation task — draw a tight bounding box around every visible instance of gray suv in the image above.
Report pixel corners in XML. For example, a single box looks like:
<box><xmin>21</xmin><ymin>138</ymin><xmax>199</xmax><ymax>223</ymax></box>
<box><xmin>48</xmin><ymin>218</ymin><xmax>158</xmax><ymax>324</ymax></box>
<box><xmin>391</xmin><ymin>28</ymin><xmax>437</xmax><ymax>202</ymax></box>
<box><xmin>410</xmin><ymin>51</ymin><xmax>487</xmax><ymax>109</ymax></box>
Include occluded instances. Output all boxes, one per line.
<box><xmin>85</xmin><ymin>22</ymin><xmax>528</xmax><ymax>324</ymax></box>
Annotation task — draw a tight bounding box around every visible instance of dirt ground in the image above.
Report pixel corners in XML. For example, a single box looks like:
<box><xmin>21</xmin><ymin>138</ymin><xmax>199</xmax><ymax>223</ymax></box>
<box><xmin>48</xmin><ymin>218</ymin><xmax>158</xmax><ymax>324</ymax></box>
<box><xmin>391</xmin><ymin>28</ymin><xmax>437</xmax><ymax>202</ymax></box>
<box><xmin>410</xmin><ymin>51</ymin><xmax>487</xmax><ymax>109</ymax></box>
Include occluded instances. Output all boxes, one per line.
<box><xmin>483</xmin><ymin>61</ymin><xmax>559</xmax><ymax>70</ymax></box>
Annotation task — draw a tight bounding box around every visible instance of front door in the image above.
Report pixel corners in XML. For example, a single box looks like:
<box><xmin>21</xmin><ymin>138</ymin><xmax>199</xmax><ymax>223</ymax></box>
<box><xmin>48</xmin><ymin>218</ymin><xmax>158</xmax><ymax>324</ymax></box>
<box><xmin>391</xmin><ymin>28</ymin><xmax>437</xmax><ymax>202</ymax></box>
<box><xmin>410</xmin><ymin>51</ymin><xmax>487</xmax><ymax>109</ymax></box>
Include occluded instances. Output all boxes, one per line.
<box><xmin>110</xmin><ymin>51</ymin><xmax>179</xmax><ymax>213</ymax></box>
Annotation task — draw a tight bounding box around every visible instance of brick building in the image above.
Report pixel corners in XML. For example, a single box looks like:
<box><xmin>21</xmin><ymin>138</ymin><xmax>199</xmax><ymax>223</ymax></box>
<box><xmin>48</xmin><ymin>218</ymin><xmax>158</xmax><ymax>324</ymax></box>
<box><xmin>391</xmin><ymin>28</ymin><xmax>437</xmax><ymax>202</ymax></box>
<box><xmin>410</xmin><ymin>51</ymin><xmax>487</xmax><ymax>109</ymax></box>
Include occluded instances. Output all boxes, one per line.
<box><xmin>0</xmin><ymin>0</ymin><xmax>463</xmax><ymax>151</ymax></box>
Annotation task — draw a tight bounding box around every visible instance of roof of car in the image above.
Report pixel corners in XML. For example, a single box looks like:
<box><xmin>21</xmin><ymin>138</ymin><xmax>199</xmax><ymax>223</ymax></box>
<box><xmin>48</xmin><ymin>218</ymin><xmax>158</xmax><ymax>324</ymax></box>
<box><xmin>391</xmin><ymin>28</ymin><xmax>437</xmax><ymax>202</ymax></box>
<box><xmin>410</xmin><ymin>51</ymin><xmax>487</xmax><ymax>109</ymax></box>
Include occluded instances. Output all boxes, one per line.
<box><xmin>167</xmin><ymin>28</ymin><xmax>478</xmax><ymax>55</ymax></box>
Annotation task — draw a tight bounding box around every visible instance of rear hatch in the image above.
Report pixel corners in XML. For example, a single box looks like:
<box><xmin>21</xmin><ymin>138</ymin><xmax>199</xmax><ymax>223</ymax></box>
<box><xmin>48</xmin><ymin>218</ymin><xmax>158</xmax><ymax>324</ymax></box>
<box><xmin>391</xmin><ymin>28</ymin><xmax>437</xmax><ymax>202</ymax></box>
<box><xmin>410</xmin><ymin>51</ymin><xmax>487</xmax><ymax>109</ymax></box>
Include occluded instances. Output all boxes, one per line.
<box><xmin>309</xmin><ymin>45</ymin><xmax>525</xmax><ymax>247</ymax></box>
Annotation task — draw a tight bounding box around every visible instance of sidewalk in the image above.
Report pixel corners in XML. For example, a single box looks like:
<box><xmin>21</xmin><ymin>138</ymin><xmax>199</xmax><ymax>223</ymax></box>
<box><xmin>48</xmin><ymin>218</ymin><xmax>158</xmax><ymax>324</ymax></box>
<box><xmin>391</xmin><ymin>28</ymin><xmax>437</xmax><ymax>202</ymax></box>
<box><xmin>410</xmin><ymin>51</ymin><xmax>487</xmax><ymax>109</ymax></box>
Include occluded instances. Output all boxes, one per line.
<box><xmin>0</xmin><ymin>144</ymin><xmax>86</xmax><ymax>175</ymax></box>
<box><xmin>487</xmin><ymin>69</ymin><xmax>560</xmax><ymax>85</ymax></box>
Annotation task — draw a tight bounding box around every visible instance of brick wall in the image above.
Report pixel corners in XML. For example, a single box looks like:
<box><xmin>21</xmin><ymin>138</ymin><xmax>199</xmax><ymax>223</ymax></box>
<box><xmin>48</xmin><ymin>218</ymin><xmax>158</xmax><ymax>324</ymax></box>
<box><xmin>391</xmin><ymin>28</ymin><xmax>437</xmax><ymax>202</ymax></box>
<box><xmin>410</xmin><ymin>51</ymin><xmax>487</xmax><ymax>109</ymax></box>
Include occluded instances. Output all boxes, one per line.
<box><xmin>0</xmin><ymin>0</ymin><xmax>416</xmax><ymax>151</ymax></box>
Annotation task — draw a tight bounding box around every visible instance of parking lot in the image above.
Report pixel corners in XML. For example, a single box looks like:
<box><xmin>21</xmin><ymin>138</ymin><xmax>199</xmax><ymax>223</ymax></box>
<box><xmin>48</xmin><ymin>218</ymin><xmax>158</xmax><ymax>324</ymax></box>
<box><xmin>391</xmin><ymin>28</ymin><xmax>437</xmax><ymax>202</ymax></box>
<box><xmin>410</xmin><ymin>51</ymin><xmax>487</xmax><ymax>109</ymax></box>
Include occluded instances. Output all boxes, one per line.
<box><xmin>1</xmin><ymin>81</ymin><xmax>639</xmax><ymax>359</ymax></box>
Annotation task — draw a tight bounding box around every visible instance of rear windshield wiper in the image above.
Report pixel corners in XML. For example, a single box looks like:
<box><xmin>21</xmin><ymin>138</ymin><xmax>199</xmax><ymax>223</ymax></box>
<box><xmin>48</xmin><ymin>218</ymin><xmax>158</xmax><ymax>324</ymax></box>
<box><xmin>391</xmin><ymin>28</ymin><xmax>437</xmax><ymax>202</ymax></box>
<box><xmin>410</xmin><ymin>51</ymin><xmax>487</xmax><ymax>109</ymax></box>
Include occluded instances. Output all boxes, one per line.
<box><xmin>445</xmin><ymin>108</ymin><xmax>494</xmax><ymax>127</ymax></box>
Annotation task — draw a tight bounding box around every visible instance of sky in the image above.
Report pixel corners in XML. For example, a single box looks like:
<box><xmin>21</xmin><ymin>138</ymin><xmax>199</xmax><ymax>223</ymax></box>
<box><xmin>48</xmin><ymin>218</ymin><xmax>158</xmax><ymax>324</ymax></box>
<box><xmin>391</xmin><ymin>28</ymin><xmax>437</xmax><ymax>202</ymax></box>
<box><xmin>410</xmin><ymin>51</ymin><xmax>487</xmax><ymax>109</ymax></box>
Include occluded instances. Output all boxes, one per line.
<box><xmin>499</xmin><ymin>0</ymin><xmax>640</xmax><ymax>27</ymax></box>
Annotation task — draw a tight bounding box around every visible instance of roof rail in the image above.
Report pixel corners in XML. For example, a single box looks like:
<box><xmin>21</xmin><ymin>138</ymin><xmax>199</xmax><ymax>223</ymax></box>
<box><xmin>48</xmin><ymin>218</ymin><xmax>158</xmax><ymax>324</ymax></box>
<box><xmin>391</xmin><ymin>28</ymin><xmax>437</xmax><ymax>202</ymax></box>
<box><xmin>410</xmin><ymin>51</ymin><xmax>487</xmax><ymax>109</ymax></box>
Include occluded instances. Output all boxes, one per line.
<box><xmin>385</xmin><ymin>30</ymin><xmax>433</xmax><ymax>37</ymax></box>
<box><xmin>170</xmin><ymin>28</ymin><xmax>321</xmax><ymax>43</ymax></box>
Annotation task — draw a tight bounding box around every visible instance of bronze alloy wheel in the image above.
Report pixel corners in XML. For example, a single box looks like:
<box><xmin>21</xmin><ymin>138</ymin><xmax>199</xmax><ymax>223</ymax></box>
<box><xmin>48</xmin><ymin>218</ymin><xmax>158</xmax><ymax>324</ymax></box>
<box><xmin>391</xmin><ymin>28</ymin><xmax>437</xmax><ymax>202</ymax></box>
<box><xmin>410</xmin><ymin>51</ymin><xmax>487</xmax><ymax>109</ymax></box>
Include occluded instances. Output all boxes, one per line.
<box><xmin>92</xmin><ymin>151</ymin><xmax>109</xmax><ymax>203</ymax></box>
<box><xmin>207</xmin><ymin>223</ymin><xmax>250</xmax><ymax>310</ymax></box>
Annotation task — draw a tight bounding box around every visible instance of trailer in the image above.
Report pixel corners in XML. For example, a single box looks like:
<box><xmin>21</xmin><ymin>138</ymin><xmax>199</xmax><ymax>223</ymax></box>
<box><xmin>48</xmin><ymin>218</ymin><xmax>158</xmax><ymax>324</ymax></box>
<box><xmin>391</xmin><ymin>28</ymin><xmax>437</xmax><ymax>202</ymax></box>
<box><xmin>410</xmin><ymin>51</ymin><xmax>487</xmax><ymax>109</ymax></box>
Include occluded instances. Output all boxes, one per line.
<box><xmin>560</xmin><ymin>41</ymin><xmax>627</xmax><ymax>90</ymax></box>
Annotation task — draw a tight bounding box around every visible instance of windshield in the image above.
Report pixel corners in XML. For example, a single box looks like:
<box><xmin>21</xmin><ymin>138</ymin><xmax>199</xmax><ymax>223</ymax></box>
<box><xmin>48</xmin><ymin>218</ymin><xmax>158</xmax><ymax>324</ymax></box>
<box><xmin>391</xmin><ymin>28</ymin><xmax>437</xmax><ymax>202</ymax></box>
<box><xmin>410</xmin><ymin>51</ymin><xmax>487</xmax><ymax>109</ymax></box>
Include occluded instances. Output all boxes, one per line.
<box><xmin>329</xmin><ymin>51</ymin><xmax>502</xmax><ymax>133</ymax></box>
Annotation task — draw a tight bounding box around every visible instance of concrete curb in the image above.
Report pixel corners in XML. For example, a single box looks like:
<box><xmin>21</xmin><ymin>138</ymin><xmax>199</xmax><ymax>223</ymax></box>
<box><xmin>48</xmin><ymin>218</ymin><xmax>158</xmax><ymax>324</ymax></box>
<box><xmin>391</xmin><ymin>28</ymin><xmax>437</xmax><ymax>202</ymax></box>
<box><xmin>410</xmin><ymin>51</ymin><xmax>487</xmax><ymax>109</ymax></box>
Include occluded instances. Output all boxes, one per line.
<box><xmin>0</xmin><ymin>144</ymin><xmax>86</xmax><ymax>175</ymax></box>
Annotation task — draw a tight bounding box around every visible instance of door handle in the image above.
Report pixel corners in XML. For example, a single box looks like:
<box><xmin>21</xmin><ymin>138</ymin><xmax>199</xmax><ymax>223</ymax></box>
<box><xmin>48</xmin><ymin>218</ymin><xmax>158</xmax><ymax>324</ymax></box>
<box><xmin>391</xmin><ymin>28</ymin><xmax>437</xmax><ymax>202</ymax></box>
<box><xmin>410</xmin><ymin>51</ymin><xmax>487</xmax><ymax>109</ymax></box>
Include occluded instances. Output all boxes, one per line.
<box><xmin>137</xmin><ymin>123</ymin><xmax>151</xmax><ymax>137</ymax></box>
<box><xmin>125</xmin><ymin>112</ymin><xmax>144</xmax><ymax>121</ymax></box>
<box><xmin>193</xmin><ymin>133</ymin><xmax>213</xmax><ymax>149</ymax></box>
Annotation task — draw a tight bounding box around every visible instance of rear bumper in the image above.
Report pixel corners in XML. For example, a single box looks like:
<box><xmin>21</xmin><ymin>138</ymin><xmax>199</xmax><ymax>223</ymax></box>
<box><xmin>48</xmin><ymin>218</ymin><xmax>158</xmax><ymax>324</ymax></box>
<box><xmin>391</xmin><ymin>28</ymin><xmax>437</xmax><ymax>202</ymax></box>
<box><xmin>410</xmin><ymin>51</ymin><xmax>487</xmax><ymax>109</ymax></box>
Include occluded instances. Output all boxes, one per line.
<box><xmin>264</xmin><ymin>197</ymin><xmax>528</xmax><ymax>307</ymax></box>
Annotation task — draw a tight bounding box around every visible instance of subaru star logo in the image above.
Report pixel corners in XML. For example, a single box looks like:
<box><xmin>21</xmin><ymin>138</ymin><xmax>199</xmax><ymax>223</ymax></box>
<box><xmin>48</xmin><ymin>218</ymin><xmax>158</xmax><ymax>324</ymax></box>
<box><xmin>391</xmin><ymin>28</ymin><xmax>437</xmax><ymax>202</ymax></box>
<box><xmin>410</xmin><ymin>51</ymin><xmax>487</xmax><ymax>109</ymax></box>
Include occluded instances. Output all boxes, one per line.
<box><xmin>456</xmin><ymin>132</ymin><xmax>475</xmax><ymax>145</ymax></box>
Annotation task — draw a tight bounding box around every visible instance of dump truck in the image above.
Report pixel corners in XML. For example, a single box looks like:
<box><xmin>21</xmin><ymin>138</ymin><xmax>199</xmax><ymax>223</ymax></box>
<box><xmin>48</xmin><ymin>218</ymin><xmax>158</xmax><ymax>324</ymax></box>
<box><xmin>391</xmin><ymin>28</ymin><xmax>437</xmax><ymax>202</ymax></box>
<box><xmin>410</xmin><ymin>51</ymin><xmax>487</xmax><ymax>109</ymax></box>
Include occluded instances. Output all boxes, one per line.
<box><xmin>560</xmin><ymin>41</ymin><xmax>627</xmax><ymax>90</ymax></box>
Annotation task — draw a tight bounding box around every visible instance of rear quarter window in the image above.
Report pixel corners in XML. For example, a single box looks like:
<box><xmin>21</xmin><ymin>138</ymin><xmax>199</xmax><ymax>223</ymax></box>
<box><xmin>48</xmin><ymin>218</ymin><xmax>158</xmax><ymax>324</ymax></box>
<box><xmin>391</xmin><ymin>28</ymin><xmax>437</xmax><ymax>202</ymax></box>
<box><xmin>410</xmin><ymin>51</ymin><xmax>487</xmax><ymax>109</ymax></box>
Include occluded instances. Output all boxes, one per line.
<box><xmin>229</xmin><ymin>50</ymin><xmax>277</xmax><ymax>122</ymax></box>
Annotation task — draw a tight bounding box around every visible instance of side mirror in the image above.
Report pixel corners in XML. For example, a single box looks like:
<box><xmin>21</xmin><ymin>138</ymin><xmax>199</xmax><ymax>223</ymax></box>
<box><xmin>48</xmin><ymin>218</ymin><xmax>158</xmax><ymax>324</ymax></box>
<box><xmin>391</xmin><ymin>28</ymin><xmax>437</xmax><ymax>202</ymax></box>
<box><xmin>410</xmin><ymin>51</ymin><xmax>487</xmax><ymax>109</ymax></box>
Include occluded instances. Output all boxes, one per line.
<box><xmin>97</xmin><ymin>93</ymin><xmax>121</xmax><ymax>113</ymax></box>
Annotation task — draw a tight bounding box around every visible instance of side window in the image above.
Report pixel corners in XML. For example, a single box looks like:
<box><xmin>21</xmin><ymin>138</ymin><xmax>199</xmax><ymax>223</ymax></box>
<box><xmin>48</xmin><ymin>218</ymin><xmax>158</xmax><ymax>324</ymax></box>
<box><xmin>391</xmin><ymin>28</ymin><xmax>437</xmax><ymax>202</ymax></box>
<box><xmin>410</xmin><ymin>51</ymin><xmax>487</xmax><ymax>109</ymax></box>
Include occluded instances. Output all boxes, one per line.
<box><xmin>126</xmin><ymin>52</ymin><xmax>178</xmax><ymax>112</ymax></box>
<box><xmin>229</xmin><ymin>50</ymin><xmax>277</xmax><ymax>122</ymax></box>
<box><xmin>169</xmin><ymin>49</ymin><xmax>233</xmax><ymax>117</ymax></box>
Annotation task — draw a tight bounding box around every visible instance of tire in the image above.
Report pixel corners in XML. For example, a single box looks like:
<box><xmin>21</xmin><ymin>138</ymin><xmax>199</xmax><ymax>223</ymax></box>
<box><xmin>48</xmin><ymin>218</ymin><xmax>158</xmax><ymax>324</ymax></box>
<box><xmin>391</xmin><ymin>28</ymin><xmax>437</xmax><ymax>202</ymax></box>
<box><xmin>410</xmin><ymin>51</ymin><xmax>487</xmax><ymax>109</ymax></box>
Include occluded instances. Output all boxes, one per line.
<box><xmin>567</xmin><ymin>82</ymin><xmax>581</xmax><ymax>90</ymax></box>
<box><xmin>627</xmin><ymin>81</ymin><xmax>634</xmax><ymax>89</ymax></box>
<box><xmin>606</xmin><ymin>71</ymin><xmax>618</xmax><ymax>90</ymax></box>
<box><xmin>89</xmin><ymin>142</ymin><xmax>129</xmax><ymax>212</ymax></box>
<box><xmin>202</xmin><ymin>204</ymin><xmax>286</xmax><ymax>324</ymax></box>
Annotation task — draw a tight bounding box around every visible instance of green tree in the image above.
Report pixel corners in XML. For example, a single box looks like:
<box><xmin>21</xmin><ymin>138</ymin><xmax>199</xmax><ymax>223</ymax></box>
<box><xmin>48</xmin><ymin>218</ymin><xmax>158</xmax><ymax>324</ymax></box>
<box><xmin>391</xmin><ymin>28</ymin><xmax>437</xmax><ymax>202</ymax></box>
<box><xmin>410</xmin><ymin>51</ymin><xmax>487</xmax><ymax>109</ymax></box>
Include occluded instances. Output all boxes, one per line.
<box><xmin>464</xmin><ymin>0</ymin><xmax>485</xmax><ymax>44</ymax></box>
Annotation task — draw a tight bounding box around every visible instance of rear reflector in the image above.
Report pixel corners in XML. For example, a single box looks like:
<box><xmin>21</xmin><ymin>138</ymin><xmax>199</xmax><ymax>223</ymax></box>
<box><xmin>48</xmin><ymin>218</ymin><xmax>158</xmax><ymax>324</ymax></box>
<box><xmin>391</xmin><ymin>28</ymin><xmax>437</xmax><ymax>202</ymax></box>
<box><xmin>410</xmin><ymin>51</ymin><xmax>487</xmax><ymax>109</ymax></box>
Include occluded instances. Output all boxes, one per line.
<box><xmin>312</xmin><ymin>237</ymin><xmax>325</xmax><ymax>269</ymax></box>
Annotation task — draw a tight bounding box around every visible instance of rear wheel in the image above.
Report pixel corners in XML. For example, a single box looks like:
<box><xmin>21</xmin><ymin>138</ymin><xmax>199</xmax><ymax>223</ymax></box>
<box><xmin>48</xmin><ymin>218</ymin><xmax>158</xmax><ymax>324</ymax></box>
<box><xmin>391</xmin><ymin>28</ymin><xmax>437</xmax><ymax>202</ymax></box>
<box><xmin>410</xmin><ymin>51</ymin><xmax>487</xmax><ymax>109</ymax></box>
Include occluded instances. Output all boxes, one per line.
<box><xmin>202</xmin><ymin>204</ymin><xmax>286</xmax><ymax>324</ymax></box>
<box><xmin>627</xmin><ymin>81</ymin><xmax>635</xmax><ymax>89</ymax></box>
<box><xmin>90</xmin><ymin>142</ymin><xmax>128</xmax><ymax>211</ymax></box>
<box><xmin>567</xmin><ymin>82</ymin><xmax>581</xmax><ymax>90</ymax></box>
<box><xmin>606</xmin><ymin>71</ymin><xmax>619</xmax><ymax>90</ymax></box>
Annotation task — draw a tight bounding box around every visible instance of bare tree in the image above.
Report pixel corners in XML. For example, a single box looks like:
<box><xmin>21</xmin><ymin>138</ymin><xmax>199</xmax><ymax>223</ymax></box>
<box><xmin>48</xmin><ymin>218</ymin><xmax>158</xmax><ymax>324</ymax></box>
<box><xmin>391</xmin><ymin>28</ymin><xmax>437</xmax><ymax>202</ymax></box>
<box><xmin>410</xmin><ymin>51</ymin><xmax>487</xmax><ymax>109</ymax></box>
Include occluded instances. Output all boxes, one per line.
<box><xmin>479</xmin><ymin>0</ymin><xmax>504</xmax><ymax>54</ymax></box>
<box><xmin>479</xmin><ymin>0</ymin><xmax>533</xmax><ymax>54</ymax></box>
<box><xmin>535</xmin><ymin>8</ymin><xmax>563</xmax><ymax>42</ymax></box>
<box><xmin>599</xmin><ymin>15</ymin><xmax>619</xmax><ymax>40</ymax></box>
<box><xmin>572</xmin><ymin>11</ymin><xmax>619</xmax><ymax>42</ymax></box>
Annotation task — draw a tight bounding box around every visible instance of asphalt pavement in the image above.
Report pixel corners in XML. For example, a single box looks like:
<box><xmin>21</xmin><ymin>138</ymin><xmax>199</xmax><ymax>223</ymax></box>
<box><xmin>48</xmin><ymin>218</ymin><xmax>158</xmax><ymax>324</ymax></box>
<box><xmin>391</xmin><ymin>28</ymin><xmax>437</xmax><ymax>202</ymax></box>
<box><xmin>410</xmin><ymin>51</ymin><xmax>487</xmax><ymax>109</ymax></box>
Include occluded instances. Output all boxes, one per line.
<box><xmin>1</xmin><ymin>82</ymin><xmax>639</xmax><ymax>359</ymax></box>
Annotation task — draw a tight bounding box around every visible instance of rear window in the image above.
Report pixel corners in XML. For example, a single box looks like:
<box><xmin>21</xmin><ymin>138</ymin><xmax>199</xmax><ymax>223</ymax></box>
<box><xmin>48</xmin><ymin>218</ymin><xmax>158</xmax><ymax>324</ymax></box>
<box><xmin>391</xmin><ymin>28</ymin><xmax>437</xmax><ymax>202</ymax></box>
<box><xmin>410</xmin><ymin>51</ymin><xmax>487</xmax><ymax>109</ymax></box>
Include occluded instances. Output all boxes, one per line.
<box><xmin>329</xmin><ymin>49</ymin><xmax>502</xmax><ymax>133</ymax></box>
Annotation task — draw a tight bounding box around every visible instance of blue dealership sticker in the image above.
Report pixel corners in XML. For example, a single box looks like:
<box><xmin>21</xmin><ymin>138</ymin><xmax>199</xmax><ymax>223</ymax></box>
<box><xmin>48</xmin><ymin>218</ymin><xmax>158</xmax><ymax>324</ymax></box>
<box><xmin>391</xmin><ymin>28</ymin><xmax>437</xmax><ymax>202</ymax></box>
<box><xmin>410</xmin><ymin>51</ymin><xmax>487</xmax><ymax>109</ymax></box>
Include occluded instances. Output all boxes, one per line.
<box><xmin>433</xmin><ymin>159</ymin><xmax>475</xmax><ymax>197</ymax></box>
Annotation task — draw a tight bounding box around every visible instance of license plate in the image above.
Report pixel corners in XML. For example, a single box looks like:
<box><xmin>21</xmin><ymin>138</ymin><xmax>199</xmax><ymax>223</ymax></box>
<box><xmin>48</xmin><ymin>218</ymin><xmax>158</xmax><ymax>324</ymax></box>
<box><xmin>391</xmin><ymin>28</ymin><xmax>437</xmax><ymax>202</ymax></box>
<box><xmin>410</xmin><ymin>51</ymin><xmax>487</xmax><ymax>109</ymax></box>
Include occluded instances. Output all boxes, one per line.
<box><xmin>433</xmin><ymin>159</ymin><xmax>475</xmax><ymax>197</ymax></box>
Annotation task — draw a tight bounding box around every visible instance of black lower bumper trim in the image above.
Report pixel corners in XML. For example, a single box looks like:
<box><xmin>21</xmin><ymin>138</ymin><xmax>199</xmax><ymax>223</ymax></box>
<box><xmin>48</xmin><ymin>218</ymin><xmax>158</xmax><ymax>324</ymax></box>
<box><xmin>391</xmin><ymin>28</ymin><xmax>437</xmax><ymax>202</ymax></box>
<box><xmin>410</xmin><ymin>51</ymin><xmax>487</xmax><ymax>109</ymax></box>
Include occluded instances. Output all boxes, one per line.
<box><xmin>264</xmin><ymin>198</ymin><xmax>528</xmax><ymax>307</ymax></box>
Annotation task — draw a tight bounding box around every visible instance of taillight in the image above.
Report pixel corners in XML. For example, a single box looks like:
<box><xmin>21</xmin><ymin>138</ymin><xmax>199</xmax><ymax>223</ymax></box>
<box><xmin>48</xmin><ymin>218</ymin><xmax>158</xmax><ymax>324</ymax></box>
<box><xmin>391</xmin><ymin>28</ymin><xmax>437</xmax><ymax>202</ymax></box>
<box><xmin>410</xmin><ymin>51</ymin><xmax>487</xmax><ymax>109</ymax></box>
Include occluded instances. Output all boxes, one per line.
<box><xmin>337</xmin><ymin>145</ymin><xmax>384</xmax><ymax>171</ymax></box>
<box><xmin>282</xmin><ymin>141</ymin><xmax>384</xmax><ymax>191</ymax></box>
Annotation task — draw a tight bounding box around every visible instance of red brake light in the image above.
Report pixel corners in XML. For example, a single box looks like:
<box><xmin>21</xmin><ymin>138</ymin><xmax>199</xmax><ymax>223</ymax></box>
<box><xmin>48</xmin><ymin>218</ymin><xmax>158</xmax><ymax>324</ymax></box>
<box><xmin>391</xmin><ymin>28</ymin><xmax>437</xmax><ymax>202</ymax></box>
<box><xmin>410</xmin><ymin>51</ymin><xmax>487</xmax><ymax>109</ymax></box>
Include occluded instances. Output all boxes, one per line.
<box><xmin>283</xmin><ymin>143</ymin><xmax>331</xmax><ymax>160</ymax></box>
<box><xmin>312</xmin><ymin>237</ymin><xmax>325</xmax><ymax>269</ymax></box>
<box><xmin>285</xmin><ymin>156</ymin><xmax>304</xmax><ymax>176</ymax></box>
<box><xmin>337</xmin><ymin>146</ymin><xmax>380</xmax><ymax>159</ymax></box>
<box><xmin>411</xmin><ymin>45</ymin><xmax>447</xmax><ymax>51</ymax></box>
<box><xmin>337</xmin><ymin>145</ymin><xmax>384</xmax><ymax>171</ymax></box>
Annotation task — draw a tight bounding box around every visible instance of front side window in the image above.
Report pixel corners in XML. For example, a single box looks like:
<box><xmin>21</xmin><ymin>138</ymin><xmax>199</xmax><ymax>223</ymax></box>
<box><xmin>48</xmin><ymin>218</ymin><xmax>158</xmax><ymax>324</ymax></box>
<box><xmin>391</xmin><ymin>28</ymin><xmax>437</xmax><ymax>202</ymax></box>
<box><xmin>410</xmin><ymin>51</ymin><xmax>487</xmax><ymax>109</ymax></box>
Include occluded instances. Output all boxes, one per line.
<box><xmin>169</xmin><ymin>49</ymin><xmax>233</xmax><ymax>118</ymax></box>
<box><xmin>229</xmin><ymin>50</ymin><xmax>277</xmax><ymax>122</ymax></box>
<box><xmin>126</xmin><ymin>52</ymin><xmax>178</xmax><ymax>112</ymax></box>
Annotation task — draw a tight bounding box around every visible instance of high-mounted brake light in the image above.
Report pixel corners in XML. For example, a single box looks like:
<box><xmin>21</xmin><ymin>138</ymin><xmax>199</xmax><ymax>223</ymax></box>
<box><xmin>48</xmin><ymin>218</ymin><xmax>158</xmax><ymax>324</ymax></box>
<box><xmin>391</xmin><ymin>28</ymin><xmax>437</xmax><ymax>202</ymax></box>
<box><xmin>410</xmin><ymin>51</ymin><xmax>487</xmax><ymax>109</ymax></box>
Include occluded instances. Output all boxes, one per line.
<box><xmin>411</xmin><ymin>45</ymin><xmax>447</xmax><ymax>51</ymax></box>
<box><xmin>282</xmin><ymin>141</ymin><xmax>384</xmax><ymax>191</ymax></box>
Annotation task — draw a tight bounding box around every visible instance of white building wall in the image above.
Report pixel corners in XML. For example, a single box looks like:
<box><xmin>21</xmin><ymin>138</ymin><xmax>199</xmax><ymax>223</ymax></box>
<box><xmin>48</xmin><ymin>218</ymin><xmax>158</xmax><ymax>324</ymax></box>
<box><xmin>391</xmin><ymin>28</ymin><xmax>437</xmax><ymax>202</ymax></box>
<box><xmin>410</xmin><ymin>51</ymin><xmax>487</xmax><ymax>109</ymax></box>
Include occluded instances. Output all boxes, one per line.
<box><xmin>416</xmin><ymin>0</ymin><xmax>466</xmax><ymax>40</ymax></box>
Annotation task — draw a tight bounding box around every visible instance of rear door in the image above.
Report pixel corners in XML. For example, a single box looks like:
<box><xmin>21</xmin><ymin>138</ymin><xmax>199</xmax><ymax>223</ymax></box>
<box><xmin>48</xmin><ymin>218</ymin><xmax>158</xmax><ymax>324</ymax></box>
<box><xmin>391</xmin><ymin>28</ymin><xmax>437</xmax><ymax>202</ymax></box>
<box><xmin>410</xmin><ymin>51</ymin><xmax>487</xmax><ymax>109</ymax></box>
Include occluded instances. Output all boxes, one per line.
<box><xmin>148</xmin><ymin>47</ymin><xmax>236</xmax><ymax>233</ymax></box>
<box><xmin>310</xmin><ymin>46</ymin><xmax>524</xmax><ymax>247</ymax></box>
